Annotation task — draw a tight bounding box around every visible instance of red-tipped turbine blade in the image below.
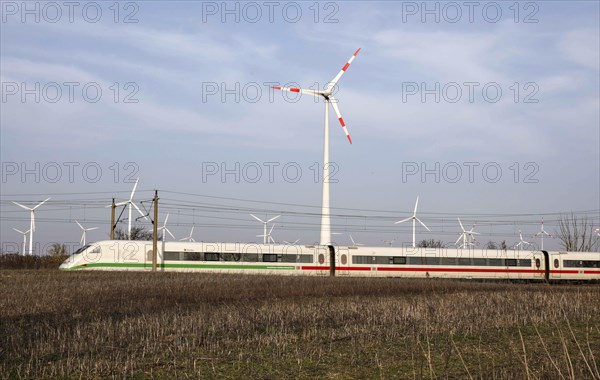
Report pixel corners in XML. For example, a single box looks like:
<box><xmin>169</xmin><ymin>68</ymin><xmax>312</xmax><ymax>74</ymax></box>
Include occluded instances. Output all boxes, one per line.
<box><xmin>327</xmin><ymin>48</ymin><xmax>361</xmax><ymax>91</ymax></box>
<box><xmin>272</xmin><ymin>86</ymin><xmax>321</xmax><ymax>97</ymax></box>
<box><xmin>329</xmin><ymin>97</ymin><xmax>352</xmax><ymax>144</ymax></box>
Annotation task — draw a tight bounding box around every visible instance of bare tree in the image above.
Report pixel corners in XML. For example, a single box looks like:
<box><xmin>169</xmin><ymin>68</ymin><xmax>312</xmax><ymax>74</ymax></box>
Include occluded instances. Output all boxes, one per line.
<box><xmin>114</xmin><ymin>226</ymin><xmax>154</xmax><ymax>241</ymax></box>
<box><xmin>417</xmin><ymin>239</ymin><xmax>444</xmax><ymax>248</ymax></box>
<box><xmin>555</xmin><ymin>214</ymin><xmax>599</xmax><ymax>252</ymax></box>
<box><xmin>48</xmin><ymin>243</ymin><xmax>68</xmax><ymax>256</ymax></box>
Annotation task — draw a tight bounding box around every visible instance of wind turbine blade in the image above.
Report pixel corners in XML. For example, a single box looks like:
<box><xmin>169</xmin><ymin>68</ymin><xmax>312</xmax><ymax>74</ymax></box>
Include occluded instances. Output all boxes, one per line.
<box><xmin>31</xmin><ymin>212</ymin><xmax>35</xmax><ymax>232</ymax></box>
<box><xmin>76</xmin><ymin>221</ymin><xmax>84</xmax><ymax>230</ymax></box>
<box><xmin>13</xmin><ymin>228</ymin><xmax>24</xmax><ymax>234</ymax></box>
<box><xmin>413</xmin><ymin>196</ymin><xmax>419</xmax><ymax>215</ymax></box>
<box><xmin>250</xmin><ymin>214</ymin><xmax>265</xmax><ymax>223</ymax></box>
<box><xmin>12</xmin><ymin>201</ymin><xmax>32</xmax><ymax>211</ymax></box>
<box><xmin>456</xmin><ymin>234</ymin><xmax>463</xmax><ymax>245</ymax></box>
<box><xmin>166</xmin><ymin>229</ymin><xmax>175</xmax><ymax>239</ymax></box>
<box><xmin>33</xmin><ymin>197</ymin><xmax>51</xmax><ymax>209</ymax></box>
<box><xmin>326</xmin><ymin>48</ymin><xmax>361</xmax><ymax>91</ymax></box>
<box><xmin>164</xmin><ymin>213</ymin><xmax>170</xmax><ymax>225</ymax></box>
<box><xmin>269</xmin><ymin>224</ymin><xmax>275</xmax><ymax>234</ymax></box>
<box><xmin>271</xmin><ymin>86</ymin><xmax>321</xmax><ymax>97</ymax></box>
<box><xmin>190</xmin><ymin>226</ymin><xmax>195</xmax><ymax>235</ymax></box>
<box><xmin>88</xmin><ymin>227</ymin><xmax>99</xmax><ymax>231</ymax></box>
<box><xmin>458</xmin><ymin>217</ymin><xmax>466</xmax><ymax>232</ymax></box>
<box><xmin>394</xmin><ymin>217</ymin><xmax>412</xmax><ymax>224</ymax></box>
<box><xmin>80</xmin><ymin>233</ymin><xmax>84</xmax><ymax>245</ymax></box>
<box><xmin>350</xmin><ymin>235</ymin><xmax>356</xmax><ymax>246</ymax></box>
<box><xmin>267</xmin><ymin>215</ymin><xmax>281</xmax><ymax>223</ymax></box>
<box><xmin>130</xmin><ymin>178</ymin><xmax>139</xmax><ymax>200</ymax></box>
<box><xmin>328</xmin><ymin>97</ymin><xmax>352</xmax><ymax>144</ymax></box>
<box><xmin>132</xmin><ymin>203</ymin><xmax>149</xmax><ymax>220</ymax></box>
<box><xmin>416</xmin><ymin>217</ymin><xmax>430</xmax><ymax>231</ymax></box>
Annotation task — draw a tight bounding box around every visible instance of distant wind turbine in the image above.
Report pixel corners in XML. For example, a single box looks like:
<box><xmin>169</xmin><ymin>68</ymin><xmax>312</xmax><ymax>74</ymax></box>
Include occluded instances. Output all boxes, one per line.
<box><xmin>394</xmin><ymin>196</ymin><xmax>430</xmax><ymax>248</ymax></box>
<box><xmin>76</xmin><ymin>221</ymin><xmax>98</xmax><ymax>246</ymax></box>
<box><xmin>13</xmin><ymin>228</ymin><xmax>30</xmax><ymax>256</ymax></box>
<box><xmin>349</xmin><ymin>234</ymin><xmax>364</xmax><ymax>247</ymax></box>
<box><xmin>109</xmin><ymin>178</ymin><xmax>148</xmax><ymax>239</ymax></box>
<box><xmin>533</xmin><ymin>217</ymin><xmax>553</xmax><ymax>250</ymax></box>
<box><xmin>250</xmin><ymin>214</ymin><xmax>280</xmax><ymax>244</ymax></box>
<box><xmin>12</xmin><ymin>198</ymin><xmax>50</xmax><ymax>255</ymax></box>
<box><xmin>158</xmin><ymin>213</ymin><xmax>175</xmax><ymax>241</ymax></box>
<box><xmin>180</xmin><ymin>226</ymin><xmax>196</xmax><ymax>242</ymax></box>
<box><xmin>513</xmin><ymin>230</ymin><xmax>531</xmax><ymax>250</ymax></box>
<box><xmin>456</xmin><ymin>218</ymin><xmax>479</xmax><ymax>248</ymax></box>
<box><xmin>257</xmin><ymin>224</ymin><xmax>277</xmax><ymax>244</ymax></box>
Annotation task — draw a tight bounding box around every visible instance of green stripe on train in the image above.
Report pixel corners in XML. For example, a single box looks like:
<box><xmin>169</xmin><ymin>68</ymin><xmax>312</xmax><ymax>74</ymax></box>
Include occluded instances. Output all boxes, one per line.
<box><xmin>65</xmin><ymin>263</ymin><xmax>296</xmax><ymax>270</ymax></box>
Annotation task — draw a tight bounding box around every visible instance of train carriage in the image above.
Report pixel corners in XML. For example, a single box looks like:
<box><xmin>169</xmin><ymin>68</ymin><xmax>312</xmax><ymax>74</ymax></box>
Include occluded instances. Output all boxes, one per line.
<box><xmin>60</xmin><ymin>240</ymin><xmax>600</xmax><ymax>282</ymax></box>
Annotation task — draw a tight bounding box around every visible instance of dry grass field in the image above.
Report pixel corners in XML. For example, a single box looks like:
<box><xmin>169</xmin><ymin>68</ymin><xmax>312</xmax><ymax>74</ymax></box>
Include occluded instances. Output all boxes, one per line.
<box><xmin>1</xmin><ymin>269</ymin><xmax>599</xmax><ymax>379</ymax></box>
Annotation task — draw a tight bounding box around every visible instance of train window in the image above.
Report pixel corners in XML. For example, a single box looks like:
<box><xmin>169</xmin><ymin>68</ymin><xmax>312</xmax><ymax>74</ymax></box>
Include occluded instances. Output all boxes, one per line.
<box><xmin>393</xmin><ymin>257</ymin><xmax>407</xmax><ymax>265</ymax></box>
<box><xmin>263</xmin><ymin>254</ymin><xmax>278</xmax><ymax>262</ymax></box>
<box><xmin>352</xmin><ymin>256</ymin><xmax>371</xmax><ymax>264</ymax></box>
<box><xmin>221</xmin><ymin>253</ymin><xmax>241</xmax><ymax>261</ymax></box>
<box><xmin>374</xmin><ymin>256</ymin><xmax>389</xmax><ymax>264</ymax></box>
<box><xmin>505</xmin><ymin>259</ymin><xmax>517</xmax><ymax>267</ymax></box>
<box><xmin>535</xmin><ymin>259</ymin><xmax>541</xmax><ymax>268</ymax></box>
<box><xmin>407</xmin><ymin>257</ymin><xmax>422</xmax><ymax>265</ymax></box>
<box><xmin>458</xmin><ymin>258</ymin><xmax>471</xmax><ymax>266</ymax></box>
<box><xmin>297</xmin><ymin>255</ymin><xmax>313</xmax><ymax>263</ymax></box>
<box><xmin>204</xmin><ymin>253</ymin><xmax>220</xmax><ymax>261</ymax></box>
<box><xmin>473</xmin><ymin>258</ymin><xmax>487</xmax><ymax>266</ymax></box>
<box><xmin>341</xmin><ymin>255</ymin><xmax>347</xmax><ymax>265</ymax></box>
<box><xmin>281</xmin><ymin>254</ymin><xmax>296</xmax><ymax>263</ymax></box>
<box><xmin>318</xmin><ymin>254</ymin><xmax>325</xmax><ymax>264</ymax></box>
<box><xmin>518</xmin><ymin>259</ymin><xmax>531</xmax><ymax>267</ymax></box>
<box><xmin>554</xmin><ymin>259</ymin><xmax>559</xmax><ymax>268</ymax></box>
<box><xmin>564</xmin><ymin>260</ymin><xmax>600</xmax><ymax>268</ymax></box>
<box><xmin>184</xmin><ymin>252</ymin><xmax>203</xmax><ymax>261</ymax></box>
<box><xmin>243</xmin><ymin>253</ymin><xmax>259</xmax><ymax>262</ymax></box>
<box><xmin>441</xmin><ymin>257</ymin><xmax>457</xmax><ymax>266</ymax></box>
<box><xmin>429</xmin><ymin>258</ymin><xmax>442</xmax><ymax>265</ymax></box>
<box><xmin>90</xmin><ymin>246</ymin><xmax>101</xmax><ymax>254</ymax></box>
<box><xmin>164</xmin><ymin>251</ymin><xmax>181</xmax><ymax>261</ymax></box>
<box><xmin>488</xmin><ymin>259</ymin><xmax>502</xmax><ymax>266</ymax></box>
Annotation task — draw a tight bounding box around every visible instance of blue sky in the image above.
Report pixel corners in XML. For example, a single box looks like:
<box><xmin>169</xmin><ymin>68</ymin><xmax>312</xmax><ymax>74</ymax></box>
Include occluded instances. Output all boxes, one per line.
<box><xmin>1</xmin><ymin>1</ymin><xmax>599</xmax><ymax>252</ymax></box>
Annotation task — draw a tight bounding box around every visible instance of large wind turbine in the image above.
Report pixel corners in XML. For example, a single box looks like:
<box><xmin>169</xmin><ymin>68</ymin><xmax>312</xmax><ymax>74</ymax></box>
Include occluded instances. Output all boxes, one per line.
<box><xmin>12</xmin><ymin>198</ymin><xmax>50</xmax><ymax>255</ymax></box>
<box><xmin>13</xmin><ymin>228</ymin><xmax>30</xmax><ymax>255</ymax></box>
<box><xmin>113</xmin><ymin>178</ymin><xmax>148</xmax><ymax>239</ymax></box>
<box><xmin>533</xmin><ymin>217</ymin><xmax>552</xmax><ymax>250</ymax></box>
<box><xmin>75</xmin><ymin>221</ymin><xmax>98</xmax><ymax>246</ymax></box>
<box><xmin>273</xmin><ymin>48</ymin><xmax>361</xmax><ymax>245</ymax></box>
<box><xmin>250</xmin><ymin>214</ymin><xmax>280</xmax><ymax>244</ymax></box>
<box><xmin>394</xmin><ymin>197</ymin><xmax>430</xmax><ymax>248</ymax></box>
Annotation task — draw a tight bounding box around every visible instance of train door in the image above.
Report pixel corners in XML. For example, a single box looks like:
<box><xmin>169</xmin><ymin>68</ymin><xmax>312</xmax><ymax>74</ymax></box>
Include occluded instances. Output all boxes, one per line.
<box><xmin>145</xmin><ymin>244</ymin><xmax>156</xmax><ymax>271</ymax></box>
<box><xmin>328</xmin><ymin>245</ymin><xmax>336</xmax><ymax>277</ymax></box>
<box><xmin>550</xmin><ymin>253</ymin><xmax>561</xmax><ymax>279</ymax></box>
<box><xmin>541</xmin><ymin>251</ymin><xmax>550</xmax><ymax>282</ymax></box>
<box><xmin>316</xmin><ymin>246</ymin><xmax>328</xmax><ymax>276</ymax></box>
<box><xmin>337</xmin><ymin>246</ymin><xmax>349</xmax><ymax>276</ymax></box>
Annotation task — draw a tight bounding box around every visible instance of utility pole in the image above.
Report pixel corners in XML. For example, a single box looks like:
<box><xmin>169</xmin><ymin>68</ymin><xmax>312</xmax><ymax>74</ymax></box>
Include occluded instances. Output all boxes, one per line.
<box><xmin>110</xmin><ymin>198</ymin><xmax>116</xmax><ymax>240</ymax></box>
<box><xmin>152</xmin><ymin>190</ymin><xmax>158</xmax><ymax>272</ymax></box>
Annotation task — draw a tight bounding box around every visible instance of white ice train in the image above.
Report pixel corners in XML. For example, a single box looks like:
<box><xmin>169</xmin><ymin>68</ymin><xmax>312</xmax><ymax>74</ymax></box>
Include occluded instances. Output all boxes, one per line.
<box><xmin>59</xmin><ymin>240</ymin><xmax>600</xmax><ymax>281</ymax></box>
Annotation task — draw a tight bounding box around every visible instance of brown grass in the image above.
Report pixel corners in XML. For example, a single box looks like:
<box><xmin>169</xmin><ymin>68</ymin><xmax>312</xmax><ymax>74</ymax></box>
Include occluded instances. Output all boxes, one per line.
<box><xmin>1</xmin><ymin>270</ymin><xmax>599</xmax><ymax>379</ymax></box>
<box><xmin>0</xmin><ymin>254</ymin><xmax>68</xmax><ymax>270</ymax></box>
